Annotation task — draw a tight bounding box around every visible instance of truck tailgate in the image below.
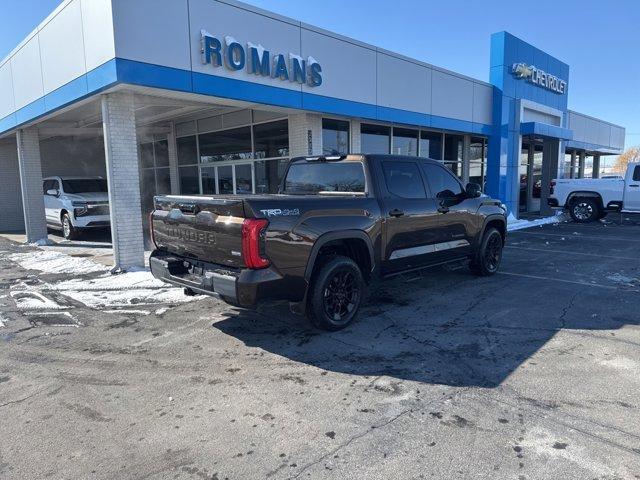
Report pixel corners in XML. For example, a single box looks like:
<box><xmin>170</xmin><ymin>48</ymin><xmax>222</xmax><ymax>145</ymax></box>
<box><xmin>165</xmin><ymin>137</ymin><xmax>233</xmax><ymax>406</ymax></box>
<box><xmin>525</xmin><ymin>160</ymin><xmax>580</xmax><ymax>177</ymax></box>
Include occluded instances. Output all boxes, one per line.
<box><xmin>151</xmin><ymin>195</ymin><xmax>247</xmax><ymax>268</ymax></box>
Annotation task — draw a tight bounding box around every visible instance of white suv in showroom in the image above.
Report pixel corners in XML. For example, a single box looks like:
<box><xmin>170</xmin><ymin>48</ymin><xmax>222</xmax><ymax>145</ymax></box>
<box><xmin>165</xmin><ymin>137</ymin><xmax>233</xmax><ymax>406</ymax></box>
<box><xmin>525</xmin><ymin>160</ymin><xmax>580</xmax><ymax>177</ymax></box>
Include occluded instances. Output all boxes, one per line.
<box><xmin>43</xmin><ymin>176</ymin><xmax>110</xmax><ymax>240</ymax></box>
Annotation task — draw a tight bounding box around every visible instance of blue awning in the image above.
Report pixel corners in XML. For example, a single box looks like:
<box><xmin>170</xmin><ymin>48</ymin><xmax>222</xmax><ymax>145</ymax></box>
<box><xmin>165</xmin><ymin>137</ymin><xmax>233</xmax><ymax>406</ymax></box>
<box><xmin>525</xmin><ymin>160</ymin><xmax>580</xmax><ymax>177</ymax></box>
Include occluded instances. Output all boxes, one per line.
<box><xmin>520</xmin><ymin>122</ymin><xmax>573</xmax><ymax>141</ymax></box>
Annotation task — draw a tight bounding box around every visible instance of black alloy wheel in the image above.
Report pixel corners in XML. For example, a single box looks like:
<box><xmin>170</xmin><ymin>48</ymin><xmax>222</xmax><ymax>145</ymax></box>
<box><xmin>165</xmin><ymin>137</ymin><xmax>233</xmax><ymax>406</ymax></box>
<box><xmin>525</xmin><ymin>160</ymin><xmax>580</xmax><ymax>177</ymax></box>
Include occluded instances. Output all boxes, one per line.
<box><xmin>470</xmin><ymin>227</ymin><xmax>503</xmax><ymax>276</ymax></box>
<box><xmin>308</xmin><ymin>255</ymin><xmax>365</xmax><ymax>331</ymax></box>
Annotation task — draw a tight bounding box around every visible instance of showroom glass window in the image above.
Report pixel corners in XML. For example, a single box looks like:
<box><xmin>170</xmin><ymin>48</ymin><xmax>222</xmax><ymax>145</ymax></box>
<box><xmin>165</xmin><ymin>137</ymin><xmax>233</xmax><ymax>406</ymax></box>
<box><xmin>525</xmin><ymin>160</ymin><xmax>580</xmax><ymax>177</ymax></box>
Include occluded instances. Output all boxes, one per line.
<box><xmin>361</xmin><ymin>124</ymin><xmax>390</xmax><ymax>154</ymax></box>
<box><xmin>199</xmin><ymin>126</ymin><xmax>252</xmax><ymax>163</ymax></box>
<box><xmin>444</xmin><ymin>134</ymin><xmax>464</xmax><ymax>178</ymax></box>
<box><xmin>139</xmin><ymin>136</ymin><xmax>173</xmax><ymax>232</ymax></box>
<box><xmin>419</xmin><ymin>131</ymin><xmax>443</xmax><ymax>159</ymax></box>
<box><xmin>254</xmin><ymin>119</ymin><xmax>289</xmax><ymax>159</ymax></box>
<box><xmin>469</xmin><ymin>137</ymin><xmax>487</xmax><ymax>189</ymax></box>
<box><xmin>322</xmin><ymin>119</ymin><xmax>350</xmax><ymax>155</ymax></box>
<box><xmin>177</xmin><ymin>135</ymin><xmax>199</xmax><ymax>195</ymax></box>
<box><xmin>392</xmin><ymin>128</ymin><xmax>418</xmax><ymax>156</ymax></box>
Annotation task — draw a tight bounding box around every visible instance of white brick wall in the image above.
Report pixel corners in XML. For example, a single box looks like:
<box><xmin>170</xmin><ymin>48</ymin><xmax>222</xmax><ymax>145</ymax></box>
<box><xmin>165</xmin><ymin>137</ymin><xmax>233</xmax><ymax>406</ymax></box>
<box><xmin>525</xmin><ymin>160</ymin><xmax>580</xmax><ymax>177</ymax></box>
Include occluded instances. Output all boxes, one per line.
<box><xmin>288</xmin><ymin>113</ymin><xmax>322</xmax><ymax>157</ymax></box>
<box><xmin>16</xmin><ymin>128</ymin><xmax>47</xmax><ymax>242</ymax></box>
<box><xmin>0</xmin><ymin>138</ymin><xmax>25</xmax><ymax>232</ymax></box>
<box><xmin>101</xmin><ymin>92</ymin><xmax>145</xmax><ymax>271</ymax></box>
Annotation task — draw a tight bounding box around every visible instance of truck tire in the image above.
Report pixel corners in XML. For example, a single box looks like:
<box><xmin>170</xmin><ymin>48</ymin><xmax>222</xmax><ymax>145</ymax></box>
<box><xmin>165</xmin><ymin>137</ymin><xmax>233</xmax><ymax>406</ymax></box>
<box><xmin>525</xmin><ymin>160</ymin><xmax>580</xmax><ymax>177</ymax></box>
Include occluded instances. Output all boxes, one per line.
<box><xmin>569</xmin><ymin>197</ymin><xmax>600</xmax><ymax>223</ymax></box>
<box><xmin>470</xmin><ymin>228</ymin><xmax>503</xmax><ymax>276</ymax></box>
<box><xmin>62</xmin><ymin>213</ymin><xmax>79</xmax><ymax>240</ymax></box>
<box><xmin>307</xmin><ymin>255</ymin><xmax>364</xmax><ymax>331</ymax></box>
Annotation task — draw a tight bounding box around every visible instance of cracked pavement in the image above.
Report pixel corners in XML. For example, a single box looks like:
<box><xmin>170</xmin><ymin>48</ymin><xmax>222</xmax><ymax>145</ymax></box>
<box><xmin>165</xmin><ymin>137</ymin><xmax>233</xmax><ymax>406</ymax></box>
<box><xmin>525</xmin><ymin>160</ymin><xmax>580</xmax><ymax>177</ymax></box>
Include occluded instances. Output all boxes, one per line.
<box><xmin>1</xmin><ymin>214</ymin><xmax>640</xmax><ymax>479</ymax></box>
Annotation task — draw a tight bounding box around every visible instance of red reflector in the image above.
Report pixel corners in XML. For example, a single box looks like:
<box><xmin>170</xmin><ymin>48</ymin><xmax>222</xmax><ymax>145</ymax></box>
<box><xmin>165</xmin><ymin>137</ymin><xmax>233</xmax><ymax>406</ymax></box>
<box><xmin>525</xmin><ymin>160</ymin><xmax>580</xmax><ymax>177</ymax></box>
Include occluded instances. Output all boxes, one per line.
<box><xmin>550</xmin><ymin>181</ymin><xmax>556</xmax><ymax>195</ymax></box>
<box><xmin>149</xmin><ymin>210</ymin><xmax>157</xmax><ymax>248</ymax></box>
<box><xmin>242</xmin><ymin>218</ymin><xmax>270</xmax><ymax>269</ymax></box>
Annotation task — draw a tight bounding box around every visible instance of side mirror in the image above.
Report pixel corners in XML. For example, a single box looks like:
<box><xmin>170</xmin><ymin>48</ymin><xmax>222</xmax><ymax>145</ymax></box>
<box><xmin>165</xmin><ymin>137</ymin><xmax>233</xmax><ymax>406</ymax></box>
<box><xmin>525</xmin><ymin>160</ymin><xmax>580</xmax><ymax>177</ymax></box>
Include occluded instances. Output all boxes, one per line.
<box><xmin>465</xmin><ymin>182</ymin><xmax>481</xmax><ymax>198</ymax></box>
<box><xmin>46</xmin><ymin>189</ymin><xmax>59</xmax><ymax>197</ymax></box>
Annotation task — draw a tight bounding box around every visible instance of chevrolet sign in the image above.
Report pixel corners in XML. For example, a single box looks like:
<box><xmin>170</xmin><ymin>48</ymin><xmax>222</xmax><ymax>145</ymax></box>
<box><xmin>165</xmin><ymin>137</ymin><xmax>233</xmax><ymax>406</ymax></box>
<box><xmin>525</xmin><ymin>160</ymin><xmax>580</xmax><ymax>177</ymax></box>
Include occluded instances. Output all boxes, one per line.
<box><xmin>511</xmin><ymin>63</ymin><xmax>567</xmax><ymax>95</ymax></box>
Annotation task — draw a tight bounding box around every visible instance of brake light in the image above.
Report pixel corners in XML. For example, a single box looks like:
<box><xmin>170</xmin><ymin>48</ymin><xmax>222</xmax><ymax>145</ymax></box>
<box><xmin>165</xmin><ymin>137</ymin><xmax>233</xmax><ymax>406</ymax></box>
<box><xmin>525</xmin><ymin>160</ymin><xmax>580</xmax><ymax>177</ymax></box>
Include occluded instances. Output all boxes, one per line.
<box><xmin>242</xmin><ymin>219</ymin><xmax>270</xmax><ymax>269</ymax></box>
<box><xmin>550</xmin><ymin>181</ymin><xmax>556</xmax><ymax>195</ymax></box>
<box><xmin>149</xmin><ymin>210</ymin><xmax>157</xmax><ymax>248</ymax></box>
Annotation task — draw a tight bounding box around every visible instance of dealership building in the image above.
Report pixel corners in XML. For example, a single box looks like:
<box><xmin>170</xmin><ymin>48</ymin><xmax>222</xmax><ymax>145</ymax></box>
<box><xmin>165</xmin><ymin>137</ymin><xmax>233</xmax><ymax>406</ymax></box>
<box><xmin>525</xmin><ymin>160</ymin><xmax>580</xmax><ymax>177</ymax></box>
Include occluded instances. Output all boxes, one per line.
<box><xmin>0</xmin><ymin>0</ymin><xmax>626</xmax><ymax>270</ymax></box>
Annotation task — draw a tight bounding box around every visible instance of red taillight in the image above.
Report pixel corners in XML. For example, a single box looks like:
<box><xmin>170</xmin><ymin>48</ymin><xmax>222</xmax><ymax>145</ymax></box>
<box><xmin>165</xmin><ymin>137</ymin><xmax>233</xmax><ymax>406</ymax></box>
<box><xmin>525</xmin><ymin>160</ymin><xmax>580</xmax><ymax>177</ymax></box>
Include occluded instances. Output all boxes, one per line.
<box><xmin>550</xmin><ymin>181</ymin><xmax>556</xmax><ymax>195</ymax></box>
<box><xmin>149</xmin><ymin>210</ymin><xmax>157</xmax><ymax>248</ymax></box>
<box><xmin>242</xmin><ymin>218</ymin><xmax>270</xmax><ymax>269</ymax></box>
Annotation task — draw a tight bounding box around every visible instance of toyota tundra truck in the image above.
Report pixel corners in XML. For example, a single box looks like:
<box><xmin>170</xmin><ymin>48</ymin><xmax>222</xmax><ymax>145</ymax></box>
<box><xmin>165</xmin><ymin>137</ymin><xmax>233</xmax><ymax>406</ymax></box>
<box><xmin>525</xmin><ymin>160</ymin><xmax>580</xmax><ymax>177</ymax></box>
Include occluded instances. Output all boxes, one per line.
<box><xmin>149</xmin><ymin>154</ymin><xmax>507</xmax><ymax>330</ymax></box>
<box><xmin>548</xmin><ymin>162</ymin><xmax>640</xmax><ymax>222</ymax></box>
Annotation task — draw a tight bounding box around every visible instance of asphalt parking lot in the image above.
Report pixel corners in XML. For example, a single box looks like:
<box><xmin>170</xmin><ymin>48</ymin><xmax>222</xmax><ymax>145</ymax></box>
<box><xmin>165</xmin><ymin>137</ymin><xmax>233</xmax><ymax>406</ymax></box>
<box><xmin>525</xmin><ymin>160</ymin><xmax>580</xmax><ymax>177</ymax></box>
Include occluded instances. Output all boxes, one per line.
<box><xmin>1</xmin><ymin>215</ymin><xmax>640</xmax><ymax>480</ymax></box>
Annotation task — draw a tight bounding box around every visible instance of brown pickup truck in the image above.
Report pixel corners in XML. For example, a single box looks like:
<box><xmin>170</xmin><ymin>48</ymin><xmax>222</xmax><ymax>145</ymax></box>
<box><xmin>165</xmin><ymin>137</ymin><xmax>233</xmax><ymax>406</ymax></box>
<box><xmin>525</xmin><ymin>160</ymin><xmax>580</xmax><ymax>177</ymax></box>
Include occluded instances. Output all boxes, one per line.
<box><xmin>149</xmin><ymin>154</ymin><xmax>507</xmax><ymax>330</ymax></box>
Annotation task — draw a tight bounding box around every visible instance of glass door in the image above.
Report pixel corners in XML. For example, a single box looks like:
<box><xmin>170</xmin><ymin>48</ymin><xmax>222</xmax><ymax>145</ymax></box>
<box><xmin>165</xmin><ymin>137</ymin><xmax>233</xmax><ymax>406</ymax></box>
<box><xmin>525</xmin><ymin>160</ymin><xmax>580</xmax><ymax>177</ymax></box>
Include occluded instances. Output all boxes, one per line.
<box><xmin>200</xmin><ymin>163</ymin><xmax>255</xmax><ymax>195</ymax></box>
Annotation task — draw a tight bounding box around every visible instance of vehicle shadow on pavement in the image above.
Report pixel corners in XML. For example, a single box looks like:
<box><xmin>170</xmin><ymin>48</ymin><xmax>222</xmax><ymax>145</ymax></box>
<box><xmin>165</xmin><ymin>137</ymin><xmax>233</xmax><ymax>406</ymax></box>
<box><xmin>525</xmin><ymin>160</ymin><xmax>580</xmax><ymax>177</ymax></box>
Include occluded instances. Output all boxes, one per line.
<box><xmin>212</xmin><ymin>264</ymin><xmax>637</xmax><ymax>389</ymax></box>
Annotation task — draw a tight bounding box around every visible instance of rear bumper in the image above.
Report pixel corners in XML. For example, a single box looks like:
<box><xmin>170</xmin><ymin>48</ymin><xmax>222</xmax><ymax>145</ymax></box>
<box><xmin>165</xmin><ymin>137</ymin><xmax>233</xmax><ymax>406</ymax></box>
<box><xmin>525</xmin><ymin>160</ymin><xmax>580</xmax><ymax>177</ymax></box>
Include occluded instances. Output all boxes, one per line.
<box><xmin>149</xmin><ymin>250</ymin><xmax>291</xmax><ymax>307</ymax></box>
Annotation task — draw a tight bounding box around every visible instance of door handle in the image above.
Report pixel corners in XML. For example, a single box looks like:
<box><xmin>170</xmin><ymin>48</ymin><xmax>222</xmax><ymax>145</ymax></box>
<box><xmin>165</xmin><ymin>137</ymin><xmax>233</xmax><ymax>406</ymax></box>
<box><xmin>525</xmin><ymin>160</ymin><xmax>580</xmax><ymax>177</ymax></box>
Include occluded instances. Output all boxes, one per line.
<box><xmin>389</xmin><ymin>208</ymin><xmax>404</xmax><ymax>217</ymax></box>
<box><xmin>629</xmin><ymin>185</ymin><xmax>639</xmax><ymax>188</ymax></box>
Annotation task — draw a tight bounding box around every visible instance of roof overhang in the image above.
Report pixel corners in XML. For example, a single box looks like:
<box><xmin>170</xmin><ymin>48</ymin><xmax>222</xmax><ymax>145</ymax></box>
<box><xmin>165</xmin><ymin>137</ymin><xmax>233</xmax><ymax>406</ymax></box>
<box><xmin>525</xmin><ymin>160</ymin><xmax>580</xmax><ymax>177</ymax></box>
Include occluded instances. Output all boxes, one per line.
<box><xmin>520</xmin><ymin>121</ymin><xmax>573</xmax><ymax>141</ymax></box>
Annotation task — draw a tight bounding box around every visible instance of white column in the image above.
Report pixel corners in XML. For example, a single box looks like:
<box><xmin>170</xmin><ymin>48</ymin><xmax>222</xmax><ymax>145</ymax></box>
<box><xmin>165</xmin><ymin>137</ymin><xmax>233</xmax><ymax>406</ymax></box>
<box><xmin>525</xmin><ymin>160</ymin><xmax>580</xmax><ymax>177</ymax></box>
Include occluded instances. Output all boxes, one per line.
<box><xmin>288</xmin><ymin>113</ymin><xmax>322</xmax><ymax>157</ymax></box>
<box><xmin>0</xmin><ymin>138</ymin><xmax>25</xmax><ymax>232</ymax></box>
<box><xmin>578</xmin><ymin>151</ymin><xmax>586</xmax><ymax>178</ymax></box>
<box><xmin>569</xmin><ymin>150</ymin><xmax>577</xmax><ymax>179</ymax></box>
<box><xmin>102</xmin><ymin>92</ymin><xmax>145</xmax><ymax>271</ymax></box>
<box><xmin>167</xmin><ymin>122</ymin><xmax>180</xmax><ymax>194</ymax></box>
<box><xmin>350</xmin><ymin>120</ymin><xmax>361</xmax><ymax>153</ymax></box>
<box><xmin>592</xmin><ymin>154</ymin><xmax>601</xmax><ymax>179</ymax></box>
<box><xmin>462</xmin><ymin>134</ymin><xmax>471</xmax><ymax>184</ymax></box>
<box><xmin>16</xmin><ymin>128</ymin><xmax>48</xmax><ymax>243</ymax></box>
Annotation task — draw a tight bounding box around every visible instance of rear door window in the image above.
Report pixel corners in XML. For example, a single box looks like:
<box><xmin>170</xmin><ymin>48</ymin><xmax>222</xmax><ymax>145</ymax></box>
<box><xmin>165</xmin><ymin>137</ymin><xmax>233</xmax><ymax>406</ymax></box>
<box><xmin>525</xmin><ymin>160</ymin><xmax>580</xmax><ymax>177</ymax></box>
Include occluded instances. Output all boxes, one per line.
<box><xmin>382</xmin><ymin>162</ymin><xmax>426</xmax><ymax>199</ymax></box>
<box><xmin>633</xmin><ymin>166</ymin><xmax>640</xmax><ymax>181</ymax></box>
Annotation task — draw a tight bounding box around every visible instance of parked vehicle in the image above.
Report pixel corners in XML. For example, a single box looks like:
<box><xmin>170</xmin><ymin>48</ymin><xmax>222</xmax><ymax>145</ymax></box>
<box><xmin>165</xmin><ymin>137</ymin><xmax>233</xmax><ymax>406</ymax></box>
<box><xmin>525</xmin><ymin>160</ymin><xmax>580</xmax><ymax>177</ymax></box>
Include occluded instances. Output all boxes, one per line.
<box><xmin>149</xmin><ymin>154</ymin><xmax>507</xmax><ymax>330</ymax></box>
<box><xmin>548</xmin><ymin>163</ymin><xmax>640</xmax><ymax>222</ymax></box>
<box><xmin>43</xmin><ymin>176</ymin><xmax>110</xmax><ymax>240</ymax></box>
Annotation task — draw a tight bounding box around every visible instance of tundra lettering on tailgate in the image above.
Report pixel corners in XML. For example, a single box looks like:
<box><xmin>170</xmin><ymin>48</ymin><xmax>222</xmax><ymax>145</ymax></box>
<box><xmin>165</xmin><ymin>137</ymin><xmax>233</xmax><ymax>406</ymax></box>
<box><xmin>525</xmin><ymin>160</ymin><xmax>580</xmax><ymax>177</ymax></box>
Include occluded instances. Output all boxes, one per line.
<box><xmin>165</xmin><ymin>227</ymin><xmax>216</xmax><ymax>245</ymax></box>
<box><xmin>260</xmin><ymin>208</ymin><xmax>300</xmax><ymax>217</ymax></box>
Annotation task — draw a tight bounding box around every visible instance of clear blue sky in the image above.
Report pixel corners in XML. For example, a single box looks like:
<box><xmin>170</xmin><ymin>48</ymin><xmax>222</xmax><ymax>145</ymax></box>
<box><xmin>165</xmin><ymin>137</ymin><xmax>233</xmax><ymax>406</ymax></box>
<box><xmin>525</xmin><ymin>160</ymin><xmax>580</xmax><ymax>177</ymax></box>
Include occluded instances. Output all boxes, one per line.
<box><xmin>1</xmin><ymin>0</ymin><xmax>638</xmax><ymax>149</ymax></box>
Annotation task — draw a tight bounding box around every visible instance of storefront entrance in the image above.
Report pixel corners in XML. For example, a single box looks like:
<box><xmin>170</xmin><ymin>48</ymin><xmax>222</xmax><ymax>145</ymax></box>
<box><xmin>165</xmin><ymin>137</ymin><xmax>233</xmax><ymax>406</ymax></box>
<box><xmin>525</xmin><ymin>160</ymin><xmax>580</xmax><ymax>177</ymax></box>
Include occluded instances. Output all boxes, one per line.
<box><xmin>519</xmin><ymin>140</ymin><xmax>543</xmax><ymax>214</ymax></box>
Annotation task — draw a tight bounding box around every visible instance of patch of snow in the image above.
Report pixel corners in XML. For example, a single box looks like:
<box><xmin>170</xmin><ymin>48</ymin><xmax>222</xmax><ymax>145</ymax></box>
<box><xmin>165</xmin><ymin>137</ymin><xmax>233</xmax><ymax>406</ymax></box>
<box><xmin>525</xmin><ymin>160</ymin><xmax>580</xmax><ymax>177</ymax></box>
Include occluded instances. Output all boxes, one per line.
<box><xmin>50</xmin><ymin>270</ymin><xmax>201</xmax><ymax>308</ymax></box>
<box><xmin>307</xmin><ymin>55</ymin><xmax>319</xmax><ymax>66</ymax></box>
<box><xmin>8</xmin><ymin>250</ymin><xmax>107</xmax><ymax>274</ymax></box>
<box><xmin>224</xmin><ymin>35</ymin><xmax>238</xmax><ymax>46</ymax></box>
<box><xmin>10</xmin><ymin>291</ymin><xmax>67</xmax><ymax>311</ymax></box>
<box><xmin>598</xmin><ymin>356</ymin><xmax>640</xmax><ymax>371</ymax></box>
<box><xmin>507</xmin><ymin>212</ymin><xmax>566</xmax><ymax>232</ymax></box>
<box><xmin>104</xmin><ymin>309</ymin><xmax>151</xmax><ymax>316</ymax></box>
<box><xmin>606</xmin><ymin>273</ymin><xmax>638</xmax><ymax>285</ymax></box>
<box><xmin>0</xmin><ymin>313</ymin><xmax>6</xmax><ymax>328</ymax></box>
<box><xmin>155</xmin><ymin>307</ymin><xmax>169</xmax><ymax>316</ymax></box>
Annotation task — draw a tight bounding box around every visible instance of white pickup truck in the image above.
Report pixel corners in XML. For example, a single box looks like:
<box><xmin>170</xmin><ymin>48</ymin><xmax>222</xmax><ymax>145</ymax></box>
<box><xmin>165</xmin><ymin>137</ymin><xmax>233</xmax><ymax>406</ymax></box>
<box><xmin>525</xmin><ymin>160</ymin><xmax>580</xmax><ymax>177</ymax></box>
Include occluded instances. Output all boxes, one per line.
<box><xmin>548</xmin><ymin>163</ymin><xmax>640</xmax><ymax>222</ymax></box>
